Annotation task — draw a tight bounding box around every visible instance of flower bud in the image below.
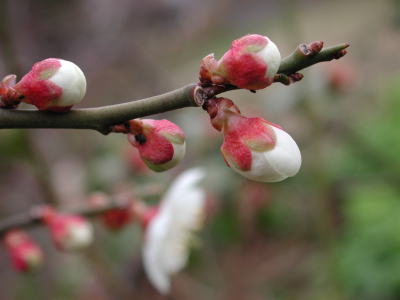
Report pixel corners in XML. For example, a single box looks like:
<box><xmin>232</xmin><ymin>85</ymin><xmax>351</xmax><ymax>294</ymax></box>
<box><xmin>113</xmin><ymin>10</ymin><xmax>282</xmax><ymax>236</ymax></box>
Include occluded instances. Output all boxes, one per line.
<box><xmin>206</xmin><ymin>97</ymin><xmax>301</xmax><ymax>182</ymax></box>
<box><xmin>127</xmin><ymin>119</ymin><xmax>186</xmax><ymax>172</ymax></box>
<box><xmin>42</xmin><ymin>210</ymin><xmax>93</xmax><ymax>251</ymax></box>
<box><xmin>89</xmin><ymin>192</ymin><xmax>134</xmax><ymax>231</ymax></box>
<box><xmin>13</xmin><ymin>58</ymin><xmax>86</xmax><ymax>112</ymax></box>
<box><xmin>4</xmin><ymin>230</ymin><xmax>43</xmax><ymax>272</ymax></box>
<box><xmin>200</xmin><ymin>34</ymin><xmax>281</xmax><ymax>90</ymax></box>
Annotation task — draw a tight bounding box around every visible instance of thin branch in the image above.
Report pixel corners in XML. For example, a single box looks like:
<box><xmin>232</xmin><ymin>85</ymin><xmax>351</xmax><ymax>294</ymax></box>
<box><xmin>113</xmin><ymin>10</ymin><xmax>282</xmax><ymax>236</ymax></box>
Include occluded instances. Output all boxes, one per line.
<box><xmin>278</xmin><ymin>42</ymin><xmax>349</xmax><ymax>75</ymax></box>
<box><xmin>0</xmin><ymin>42</ymin><xmax>349</xmax><ymax>134</ymax></box>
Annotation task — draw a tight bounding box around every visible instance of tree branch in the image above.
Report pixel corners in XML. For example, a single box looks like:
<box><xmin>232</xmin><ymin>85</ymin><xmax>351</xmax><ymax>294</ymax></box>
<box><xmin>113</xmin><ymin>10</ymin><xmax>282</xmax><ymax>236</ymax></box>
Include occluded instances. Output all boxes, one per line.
<box><xmin>278</xmin><ymin>42</ymin><xmax>349</xmax><ymax>75</ymax></box>
<box><xmin>0</xmin><ymin>199</ymin><xmax>133</xmax><ymax>236</ymax></box>
<box><xmin>0</xmin><ymin>42</ymin><xmax>349</xmax><ymax>134</ymax></box>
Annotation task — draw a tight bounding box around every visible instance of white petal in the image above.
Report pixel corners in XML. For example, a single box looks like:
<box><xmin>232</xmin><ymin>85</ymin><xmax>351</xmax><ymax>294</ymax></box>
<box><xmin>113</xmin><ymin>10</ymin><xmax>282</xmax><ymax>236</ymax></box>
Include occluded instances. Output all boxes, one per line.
<box><xmin>257</xmin><ymin>39</ymin><xmax>281</xmax><ymax>79</ymax></box>
<box><xmin>49</xmin><ymin>59</ymin><xmax>86</xmax><ymax>107</ymax></box>
<box><xmin>155</xmin><ymin>141</ymin><xmax>186</xmax><ymax>171</ymax></box>
<box><xmin>230</xmin><ymin>126</ymin><xmax>301</xmax><ymax>182</ymax></box>
<box><xmin>143</xmin><ymin>212</ymin><xmax>172</xmax><ymax>294</ymax></box>
<box><xmin>161</xmin><ymin>167</ymin><xmax>205</xmax><ymax>210</ymax></box>
<box><xmin>142</xmin><ymin>168</ymin><xmax>206</xmax><ymax>294</ymax></box>
<box><xmin>63</xmin><ymin>222</ymin><xmax>93</xmax><ymax>250</ymax></box>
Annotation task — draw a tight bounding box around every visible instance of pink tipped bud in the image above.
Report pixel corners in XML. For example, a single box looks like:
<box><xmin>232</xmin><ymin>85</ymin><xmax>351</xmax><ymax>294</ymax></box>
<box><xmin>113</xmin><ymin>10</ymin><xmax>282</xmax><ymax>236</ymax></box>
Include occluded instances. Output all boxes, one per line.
<box><xmin>4</xmin><ymin>230</ymin><xmax>43</xmax><ymax>272</ymax></box>
<box><xmin>200</xmin><ymin>34</ymin><xmax>281</xmax><ymax>90</ymax></box>
<box><xmin>127</xmin><ymin>119</ymin><xmax>186</xmax><ymax>172</ymax></box>
<box><xmin>13</xmin><ymin>58</ymin><xmax>86</xmax><ymax>112</ymax></box>
<box><xmin>206</xmin><ymin>97</ymin><xmax>301</xmax><ymax>182</ymax></box>
<box><xmin>42</xmin><ymin>209</ymin><xmax>93</xmax><ymax>251</ymax></box>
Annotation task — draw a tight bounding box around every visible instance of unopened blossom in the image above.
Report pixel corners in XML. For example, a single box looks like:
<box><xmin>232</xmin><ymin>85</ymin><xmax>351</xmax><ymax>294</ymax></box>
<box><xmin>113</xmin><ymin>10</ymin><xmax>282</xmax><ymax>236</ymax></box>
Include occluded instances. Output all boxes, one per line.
<box><xmin>4</xmin><ymin>230</ymin><xmax>43</xmax><ymax>272</ymax></box>
<box><xmin>88</xmin><ymin>192</ymin><xmax>134</xmax><ymax>231</ymax></box>
<box><xmin>127</xmin><ymin>119</ymin><xmax>186</xmax><ymax>172</ymax></box>
<box><xmin>205</xmin><ymin>97</ymin><xmax>301</xmax><ymax>182</ymax></box>
<box><xmin>200</xmin><ymin>34</ymin><xmax>281</xmax><ymax>90</ymax></box>
<box><xmin>12</xmin><ymin>58</ymin><xmax>86</xmax><ymax>111</ymax></box>
<box><xmin>41</xmin><ymin>208</ymin><xmax>93</xmax><ymax>251</ymax></box>
<box><xmin>141</xmin><ymin>168</ymin><xmax>206</xmax><ymax>294</ymax></box>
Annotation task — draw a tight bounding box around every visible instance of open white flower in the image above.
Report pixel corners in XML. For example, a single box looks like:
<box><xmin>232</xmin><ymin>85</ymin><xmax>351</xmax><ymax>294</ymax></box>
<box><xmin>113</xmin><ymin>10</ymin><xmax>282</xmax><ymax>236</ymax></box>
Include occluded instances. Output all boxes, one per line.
<box><xmin>142</xmin><ymin>168</ymin><xmax>206</xmax><ymax>294</ymax></box>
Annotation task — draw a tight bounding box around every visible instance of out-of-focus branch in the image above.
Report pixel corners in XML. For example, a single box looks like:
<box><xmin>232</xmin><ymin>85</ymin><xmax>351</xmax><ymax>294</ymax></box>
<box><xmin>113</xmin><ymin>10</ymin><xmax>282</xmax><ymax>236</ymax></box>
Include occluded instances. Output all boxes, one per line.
<box><xmin>0</xmin><ymin>198</ymin><xmax>133</xmax><ymax>236</ymax></box>
<box><xmin>0</xmin><ymin>42</ymin><xmax>349</xmax><ymax>134</ymax></box>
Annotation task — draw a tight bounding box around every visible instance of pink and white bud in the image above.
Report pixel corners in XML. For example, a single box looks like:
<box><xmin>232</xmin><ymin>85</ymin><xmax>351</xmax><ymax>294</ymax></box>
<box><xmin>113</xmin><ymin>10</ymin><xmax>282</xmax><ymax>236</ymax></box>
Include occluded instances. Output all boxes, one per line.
<box><xmin>200</xmin><ymin>34</ymin><xmax>281</xmax><ymax>90</ymax></box>
<box><xmin>127</xmin><ymin>119</ymin><xmax>186</xmax><ymax>172</ymax></box>
<box><xmin>4</xmin><ymin>230</ymin><xmax>43</xmax><ymax>272</ymax></box>
<box><xmin>42</xmin><ymin>210</ymin><xmax>93</xmax><ymax>251</ymax></box>
<box><xmin>206</xmin><ymin>97</ymin><xmax>301</xmax><ymax>182</ymax></box>
<box><xmin>13</xmin><ymin>58</ymin><xmax>86</xmax><ymax>112</ymax></box>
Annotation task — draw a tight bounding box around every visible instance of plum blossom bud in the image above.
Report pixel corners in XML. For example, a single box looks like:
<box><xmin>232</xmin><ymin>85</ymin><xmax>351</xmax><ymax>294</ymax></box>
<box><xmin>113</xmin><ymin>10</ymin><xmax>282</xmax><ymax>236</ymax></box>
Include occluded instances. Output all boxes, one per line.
<box><xmin>142</xmin><ymin>168</ymin><xmax>206</xmax><ymax>294</ymax></box>
<box><xmin>4</xmin><ymin>230</ymin><xmax>43</xmax><ymax>272</ymax></box>
<box><xmin>205</xmin><ymin>97</ymin><xmax>301</xmax><ymax>182</ymax></box>
<box><xmin>41</xmin><ymin>208</ymin><xmax>93</xmax><ymax>251</ymax></box>
<box><xmin>13</xmin><ymin>58</ymin><xmax>86</xmax><ymax>112</ymax></box>
<box><xmin>127</xmin><ymin>119</ymin><xmax>186</xmax><ymax>172</ymax></box>
<box><xmin>88</xmin><ymin>192</ymin><xmax>134</xmax><ymax>231</ymax></box>
<box><xmin>200</xmin><ymin>34</ymin><xmax>281</xmax><ymax>90</ymax></box>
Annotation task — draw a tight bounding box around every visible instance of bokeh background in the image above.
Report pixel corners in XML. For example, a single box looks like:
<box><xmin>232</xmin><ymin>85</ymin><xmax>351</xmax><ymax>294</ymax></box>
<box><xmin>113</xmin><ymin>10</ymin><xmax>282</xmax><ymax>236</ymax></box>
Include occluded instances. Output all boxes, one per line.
<box><xmin>0</xmin><ymin>0</ymin><xmax>399</xmax><ymax>299</ymax></box>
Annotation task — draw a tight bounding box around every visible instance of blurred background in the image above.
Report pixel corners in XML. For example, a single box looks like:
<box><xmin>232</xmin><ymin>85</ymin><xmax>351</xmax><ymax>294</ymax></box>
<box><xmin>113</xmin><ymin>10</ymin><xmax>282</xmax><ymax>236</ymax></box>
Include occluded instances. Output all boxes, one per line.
<box><xmin>0</xmin><ymin>0</ymin><xmax>399</xmax><ymax>299</ymax></box>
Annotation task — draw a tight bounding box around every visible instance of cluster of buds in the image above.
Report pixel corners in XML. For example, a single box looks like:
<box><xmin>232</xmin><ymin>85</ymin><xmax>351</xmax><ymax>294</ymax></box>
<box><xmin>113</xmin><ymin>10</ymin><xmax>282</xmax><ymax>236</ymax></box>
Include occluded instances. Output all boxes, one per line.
<box><xmin>3</xmin><ymin>230</ymin><xmax>43</xmax><ymax>273</ymax></box>
<box><xmin>40</xmin><ymin>206</ymin><xmax>93</xmax><ymax>251</ymax></box>
<box><xmin>125</xmin><ymin>119</ymin><xmax>186</xmax><ymax>172</ymax></box>
<box><xmin>205</xmin><ymin>97</ymin><xmax>301</xmax><ymax>182</ymax></box>
<box><xmin>0</xmin><ymin>58</ymin><xmax>86</xmax><ymax>111</ymax></box>
<box><xmin>200</xmin><ymin>34</ymin><xmax>281</xmax><ymax>90</ymax></box>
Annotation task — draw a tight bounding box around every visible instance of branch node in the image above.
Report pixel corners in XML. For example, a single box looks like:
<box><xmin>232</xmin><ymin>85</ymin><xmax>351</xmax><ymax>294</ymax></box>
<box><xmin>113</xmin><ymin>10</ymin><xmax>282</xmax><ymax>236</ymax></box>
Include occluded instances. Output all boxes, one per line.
<box><xmin>273</xmin><ymin>72</ymin><xmax>303</xmax><ymax>85</ymax></box>
<box><xmin>299</xmin><ymin>41</ymin><xmax>324</xmax><ymax>57</ymax></box>
<box><xmin>191</xmin><ymin>85</ymin><xmax>206</xmax><ymax>106</ymax></box>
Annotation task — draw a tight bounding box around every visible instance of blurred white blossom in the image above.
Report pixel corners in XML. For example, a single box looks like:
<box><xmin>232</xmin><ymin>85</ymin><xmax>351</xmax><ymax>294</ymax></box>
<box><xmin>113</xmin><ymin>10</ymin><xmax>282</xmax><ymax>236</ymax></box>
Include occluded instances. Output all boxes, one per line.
<box><xmin>142</xmin><ymin>167</ymin><xmax>206</xmax><ymax>294</ymax></box>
